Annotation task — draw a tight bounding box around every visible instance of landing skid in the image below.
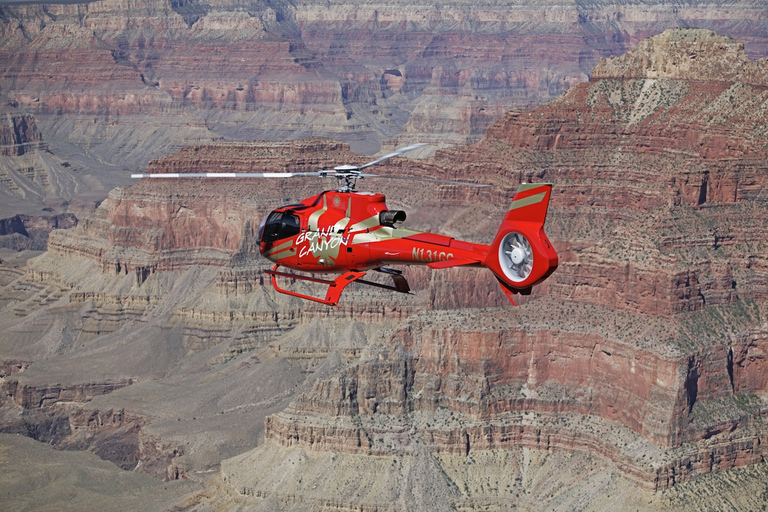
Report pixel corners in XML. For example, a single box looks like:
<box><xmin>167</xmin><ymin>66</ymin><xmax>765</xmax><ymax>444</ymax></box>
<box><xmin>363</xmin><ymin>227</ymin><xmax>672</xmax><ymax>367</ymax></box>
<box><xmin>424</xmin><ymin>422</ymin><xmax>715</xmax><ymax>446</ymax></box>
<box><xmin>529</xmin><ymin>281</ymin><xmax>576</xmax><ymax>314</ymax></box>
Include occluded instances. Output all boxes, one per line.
<box><xmin>265</xmin><ymin>265</ymin><xmax>411</xmax><ymax>306</ymax></box>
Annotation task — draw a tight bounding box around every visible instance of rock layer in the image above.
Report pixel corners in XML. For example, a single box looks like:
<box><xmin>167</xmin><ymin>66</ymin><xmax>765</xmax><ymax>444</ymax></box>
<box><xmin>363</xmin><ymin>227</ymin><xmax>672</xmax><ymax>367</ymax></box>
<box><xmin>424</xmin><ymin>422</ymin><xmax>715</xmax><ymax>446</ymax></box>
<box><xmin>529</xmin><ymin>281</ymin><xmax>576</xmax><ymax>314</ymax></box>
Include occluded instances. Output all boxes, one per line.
<box><xmin>1</xmin><ymin>28</ymin><xmax>768</xmax><ymax>509</ymax></box>
<box><xmin>257</xmin><ymin>28</ymin><xmax>768</xmax><ymax>494</ymax></box>
<box><xmin>1</xmin><ymin>0</ymin><xmax>768</xmax><ymax>163</ymax></box>
<box><xmin>1</xmin><ymin>0</ymin><xmax>768</xmax><ymax>219</ymax></box>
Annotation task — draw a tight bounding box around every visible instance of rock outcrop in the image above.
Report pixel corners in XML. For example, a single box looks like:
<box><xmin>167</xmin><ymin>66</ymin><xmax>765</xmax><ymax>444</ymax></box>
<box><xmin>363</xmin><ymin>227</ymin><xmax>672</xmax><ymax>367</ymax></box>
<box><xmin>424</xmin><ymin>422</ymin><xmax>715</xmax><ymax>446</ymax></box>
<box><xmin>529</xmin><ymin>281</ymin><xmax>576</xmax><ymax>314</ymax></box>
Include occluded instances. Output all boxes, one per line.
<box><xmin>0</xmin><ymin>213</ymin><xmax>77</xmax><ymax>251</ymax></box>
<box><xmin>47</xmin><ymin>138</ymin><xmax>354</xmax><ymax>273</ymax></box>
<box><xmin>0</xmin><ymin>109</ymin><xmax>44</xmax><ymax>157</ymax></box>
<box><xmin>592</xmin><ymin>29</ymin><xmax>768</xmax><ymax>85</ymax></box>
<box><xmin>257</xmin><ymin>28</ymin><xmax>768</xmax><ymax>496</ymax></box>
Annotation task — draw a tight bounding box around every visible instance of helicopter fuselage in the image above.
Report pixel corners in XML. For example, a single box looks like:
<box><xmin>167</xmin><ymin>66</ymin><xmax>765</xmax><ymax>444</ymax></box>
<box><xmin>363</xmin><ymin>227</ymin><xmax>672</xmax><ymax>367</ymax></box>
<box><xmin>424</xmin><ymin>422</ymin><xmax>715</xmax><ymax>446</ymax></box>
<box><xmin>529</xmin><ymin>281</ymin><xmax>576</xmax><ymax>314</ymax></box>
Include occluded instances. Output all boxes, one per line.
<box><xmin>259</xmin><ymin>190</ymin><xmax>489</xmax><ymax>273</ymax></box>
<box><xmin>131</xmin><ymin>143</ymin><xmax>557</xmax><ymax>306</ymax></box>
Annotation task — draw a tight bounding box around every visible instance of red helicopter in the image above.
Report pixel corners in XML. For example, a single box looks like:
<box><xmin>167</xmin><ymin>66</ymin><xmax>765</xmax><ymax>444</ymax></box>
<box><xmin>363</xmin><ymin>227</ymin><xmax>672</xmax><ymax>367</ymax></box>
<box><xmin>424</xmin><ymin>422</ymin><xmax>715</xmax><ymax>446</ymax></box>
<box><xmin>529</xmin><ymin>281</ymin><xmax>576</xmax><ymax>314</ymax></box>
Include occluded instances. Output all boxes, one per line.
<box><xmin>132</xmin><ymin>144</ymin><xmax>558</xmax><ymax>306</ymax></box>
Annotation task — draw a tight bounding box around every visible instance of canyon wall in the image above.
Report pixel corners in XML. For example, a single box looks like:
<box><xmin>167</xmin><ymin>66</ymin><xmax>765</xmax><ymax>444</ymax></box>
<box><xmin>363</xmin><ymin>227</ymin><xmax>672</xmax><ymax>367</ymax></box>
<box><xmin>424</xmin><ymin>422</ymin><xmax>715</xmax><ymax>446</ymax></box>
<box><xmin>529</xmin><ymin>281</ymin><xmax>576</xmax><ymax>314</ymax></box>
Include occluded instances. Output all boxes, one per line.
<box><xmin>3</xmin><ymin>0</ymin><xmax>762</xmax><ymax>155</ymax></box>
<box><xmin>256</xmin><ymin>28</ymin><xmax>768</xmax><ymax>495</ymax></box>
<box><xmin>1</xmin><ymin>27</ymin><xmax>768</xmax><ymax>509</ymax></box>
<box><xmin>2</xmin><ymin>0</ymin><xmax>768</xmax><ymax>220</ymax></box>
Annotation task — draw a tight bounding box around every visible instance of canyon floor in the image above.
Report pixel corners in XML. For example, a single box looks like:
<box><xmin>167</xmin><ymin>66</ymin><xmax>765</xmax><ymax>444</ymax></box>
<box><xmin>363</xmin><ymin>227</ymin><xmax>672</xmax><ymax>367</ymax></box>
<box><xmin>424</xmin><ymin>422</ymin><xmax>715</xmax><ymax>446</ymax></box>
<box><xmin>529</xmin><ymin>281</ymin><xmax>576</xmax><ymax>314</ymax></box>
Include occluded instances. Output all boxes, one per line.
<box><xmin>0</xmin><ymin>433</ymin><xmax>194</xmax><ymax>512</ymax></box>
<box><xmin>3</xmin><ymin>433</ymin><xmax>768</xmax><ymax>512</ymax></box>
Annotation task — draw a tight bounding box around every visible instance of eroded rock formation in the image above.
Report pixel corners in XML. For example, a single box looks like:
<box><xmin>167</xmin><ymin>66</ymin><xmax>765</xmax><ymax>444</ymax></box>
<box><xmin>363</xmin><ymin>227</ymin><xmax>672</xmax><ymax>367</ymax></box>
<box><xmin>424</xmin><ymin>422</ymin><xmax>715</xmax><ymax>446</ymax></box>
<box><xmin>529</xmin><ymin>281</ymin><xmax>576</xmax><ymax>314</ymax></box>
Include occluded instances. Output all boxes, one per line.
<box><xmin>249</xmin><ymin>28</ymin><xmax>768</xmax><ymax>497</ymax></box>
<box><xmin>1</xmin><ymin>28</ymin><xmax>768</xmax><ymax>510</ymax></box>
<box><xmin>1</xmin><ymin>0</ymin><xmax>767</xmax><ymax>222</ymax></box>
<box><xmin>1</xmin><ymin>0</ymin><xmax>767</xmax><ymax>162</ymax></box>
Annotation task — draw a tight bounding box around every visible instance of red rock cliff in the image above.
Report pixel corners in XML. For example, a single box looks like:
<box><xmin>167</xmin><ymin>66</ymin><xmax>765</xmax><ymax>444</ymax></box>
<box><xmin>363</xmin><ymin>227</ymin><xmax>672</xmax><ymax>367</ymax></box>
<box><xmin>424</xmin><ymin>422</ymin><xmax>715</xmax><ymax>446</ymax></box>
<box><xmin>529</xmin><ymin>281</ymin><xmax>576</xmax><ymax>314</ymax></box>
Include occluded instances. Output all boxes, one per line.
<box><xmin>2</xmin><ymin>0</ymin><xmax>768</xmax><ymax>168</ymax></box>
<box><xmin>259</xmin><ymin>29</ymin><xmax>768</xmax><ymax>490</ymax></box>
<box><xmin>11</xmin><ymin>28</ymin><xmax>768</xmax><ymax>495</ymax></box>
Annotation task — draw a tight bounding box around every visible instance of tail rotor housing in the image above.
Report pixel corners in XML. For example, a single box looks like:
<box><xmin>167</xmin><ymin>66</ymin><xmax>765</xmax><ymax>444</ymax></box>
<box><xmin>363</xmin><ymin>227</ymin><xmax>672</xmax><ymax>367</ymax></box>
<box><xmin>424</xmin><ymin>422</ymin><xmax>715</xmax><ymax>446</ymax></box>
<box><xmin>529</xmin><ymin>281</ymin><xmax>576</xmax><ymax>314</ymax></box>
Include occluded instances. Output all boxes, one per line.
<box><xmin>484</xmin><ymin>183</ymin><xmax>558</xmax><ymax>295</ymax></box>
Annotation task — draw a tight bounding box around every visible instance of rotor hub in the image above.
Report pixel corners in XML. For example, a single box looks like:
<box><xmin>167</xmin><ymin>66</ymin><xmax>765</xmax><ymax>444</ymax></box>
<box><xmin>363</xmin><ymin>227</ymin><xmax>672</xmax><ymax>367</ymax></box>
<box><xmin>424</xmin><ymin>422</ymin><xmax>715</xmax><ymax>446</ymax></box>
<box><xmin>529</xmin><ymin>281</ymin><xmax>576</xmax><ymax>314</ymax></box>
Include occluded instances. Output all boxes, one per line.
<box><xmin>333</xmin><ymin>170</ymin><xmax>362</xmax><ymax>192</ymax></box>
<box><xmin>510</xmin><ymin>247</ymin><xmax>525</xmax><ymax>265</ymax></box>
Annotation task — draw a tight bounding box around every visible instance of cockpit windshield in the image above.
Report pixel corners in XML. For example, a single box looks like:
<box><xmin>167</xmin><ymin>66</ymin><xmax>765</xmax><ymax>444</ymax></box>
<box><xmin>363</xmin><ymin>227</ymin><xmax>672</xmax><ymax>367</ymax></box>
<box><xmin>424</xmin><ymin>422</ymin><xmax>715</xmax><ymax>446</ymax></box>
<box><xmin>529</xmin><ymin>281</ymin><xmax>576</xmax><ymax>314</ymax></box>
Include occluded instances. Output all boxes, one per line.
<box><xmin>260</xmin><ymin>211</ymin><xmax>301</xmax><ymax>243</ymax></box>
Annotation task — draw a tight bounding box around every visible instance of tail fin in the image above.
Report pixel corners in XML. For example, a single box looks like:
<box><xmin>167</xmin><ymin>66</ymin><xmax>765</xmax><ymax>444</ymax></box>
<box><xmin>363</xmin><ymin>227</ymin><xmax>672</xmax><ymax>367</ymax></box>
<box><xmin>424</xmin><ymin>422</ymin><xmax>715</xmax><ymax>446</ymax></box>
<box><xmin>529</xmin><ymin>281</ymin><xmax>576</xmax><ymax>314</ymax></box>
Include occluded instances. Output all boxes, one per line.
<box><xmin>484</xmin><ymin>183</ymin><xmax>558</xmax><ymax>302</ymax></box>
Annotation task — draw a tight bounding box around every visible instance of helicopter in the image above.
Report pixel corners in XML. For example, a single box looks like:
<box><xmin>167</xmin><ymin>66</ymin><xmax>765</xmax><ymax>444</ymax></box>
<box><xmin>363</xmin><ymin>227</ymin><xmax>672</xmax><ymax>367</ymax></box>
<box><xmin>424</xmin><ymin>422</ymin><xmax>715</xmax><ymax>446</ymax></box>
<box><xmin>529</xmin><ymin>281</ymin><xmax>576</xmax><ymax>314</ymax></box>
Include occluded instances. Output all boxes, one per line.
<box><xmin>132</xmin><ymin>143</ymin><xmax>558</xmax><ymax>306</ymax></box>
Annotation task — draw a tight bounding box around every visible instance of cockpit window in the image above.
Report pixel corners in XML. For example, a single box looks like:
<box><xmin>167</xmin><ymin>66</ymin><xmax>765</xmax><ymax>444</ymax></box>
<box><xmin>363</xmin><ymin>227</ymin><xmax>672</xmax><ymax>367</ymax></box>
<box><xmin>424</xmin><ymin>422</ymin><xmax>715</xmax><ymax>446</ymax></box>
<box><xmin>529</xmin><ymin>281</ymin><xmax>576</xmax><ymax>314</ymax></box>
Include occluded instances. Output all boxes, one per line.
<box><xmin>261</xmin><ymin>212</ymin><xmax>301</xmax><ymax>243</ymax></box>
<box><xmin>282</xmin><ymin>213</ymin><xmax>300</xmax><ymax>237</ymax></box>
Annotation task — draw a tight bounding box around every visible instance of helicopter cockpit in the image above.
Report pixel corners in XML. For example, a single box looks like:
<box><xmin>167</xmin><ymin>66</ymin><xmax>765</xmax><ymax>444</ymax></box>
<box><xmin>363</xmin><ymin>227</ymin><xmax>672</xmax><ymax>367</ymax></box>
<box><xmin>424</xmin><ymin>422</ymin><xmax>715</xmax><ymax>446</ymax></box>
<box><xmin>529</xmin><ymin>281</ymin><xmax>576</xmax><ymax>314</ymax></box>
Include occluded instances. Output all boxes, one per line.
<box><xmin>259</xmin><ymin>210</ymin><xmax>301</xmax><ymax>243</ymax></box>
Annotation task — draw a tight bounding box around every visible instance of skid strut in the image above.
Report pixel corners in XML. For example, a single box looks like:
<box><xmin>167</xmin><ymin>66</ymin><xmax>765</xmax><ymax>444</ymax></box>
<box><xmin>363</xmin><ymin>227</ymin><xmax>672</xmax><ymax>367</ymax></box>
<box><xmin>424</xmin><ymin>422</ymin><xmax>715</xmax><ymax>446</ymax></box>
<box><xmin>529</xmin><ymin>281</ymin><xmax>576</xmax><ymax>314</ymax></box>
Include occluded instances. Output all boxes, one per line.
<box><xmin>265</xmin><ymin>265</ymin><xmax>410</xmax><ymax>306</ymax></box>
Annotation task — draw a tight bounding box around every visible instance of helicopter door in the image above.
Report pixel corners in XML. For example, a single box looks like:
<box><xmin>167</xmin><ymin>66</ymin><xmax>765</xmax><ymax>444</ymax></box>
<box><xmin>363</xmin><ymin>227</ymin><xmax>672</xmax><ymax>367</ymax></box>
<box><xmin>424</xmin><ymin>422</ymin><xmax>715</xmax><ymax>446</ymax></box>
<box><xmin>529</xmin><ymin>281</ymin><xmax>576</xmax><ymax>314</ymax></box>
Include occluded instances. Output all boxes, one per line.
<box><xmin>261</xmin><ymin>212</ymin><xmax>301</xmax><ymax>243</ymax></box>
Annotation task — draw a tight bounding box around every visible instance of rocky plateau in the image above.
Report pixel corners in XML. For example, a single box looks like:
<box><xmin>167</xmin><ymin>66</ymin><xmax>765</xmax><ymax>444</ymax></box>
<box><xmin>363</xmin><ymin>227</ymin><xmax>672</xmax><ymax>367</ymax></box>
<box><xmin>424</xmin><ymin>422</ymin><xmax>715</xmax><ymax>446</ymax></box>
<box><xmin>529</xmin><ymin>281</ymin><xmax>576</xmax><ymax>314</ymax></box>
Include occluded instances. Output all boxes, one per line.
<box><xmin>1</xmin><ymin>27</ymin><xmax>768</xmax><ymax>510</ymax></box>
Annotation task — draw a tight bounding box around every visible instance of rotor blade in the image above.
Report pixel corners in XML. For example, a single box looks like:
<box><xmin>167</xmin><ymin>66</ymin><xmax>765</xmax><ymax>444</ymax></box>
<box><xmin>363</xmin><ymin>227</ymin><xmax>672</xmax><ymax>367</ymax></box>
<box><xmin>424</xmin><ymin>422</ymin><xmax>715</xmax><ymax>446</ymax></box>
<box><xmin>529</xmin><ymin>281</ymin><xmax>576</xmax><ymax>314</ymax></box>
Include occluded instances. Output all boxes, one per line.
<box><xmin>358</xmin><ymin>173</ymin><xmax>489</xmax><ymax>188</ymax></box>
<box><xmin>130</xmin><ymin>172</ymin><xmax>324</xmax><ymax>179</ymax></box>
<box><xmin>357</xmin><ymin>143</ymin><xmax>429</xmax><ymax>170</ymax></box>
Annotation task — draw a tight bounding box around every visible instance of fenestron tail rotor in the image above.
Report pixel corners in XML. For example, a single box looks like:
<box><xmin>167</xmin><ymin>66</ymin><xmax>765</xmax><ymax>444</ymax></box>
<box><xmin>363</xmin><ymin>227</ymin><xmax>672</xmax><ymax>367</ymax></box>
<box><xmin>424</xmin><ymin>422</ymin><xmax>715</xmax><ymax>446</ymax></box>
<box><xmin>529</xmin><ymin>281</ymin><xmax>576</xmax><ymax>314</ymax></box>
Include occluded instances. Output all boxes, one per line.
<box><xmin>131</xmin><ymin>143</ymin><xmax>488</xmax><ymax>192</ymax></box>
<box><xmin>499</xmin><ymin>231</ymin><xmax>534</xmax><ymax>282</ymax></box>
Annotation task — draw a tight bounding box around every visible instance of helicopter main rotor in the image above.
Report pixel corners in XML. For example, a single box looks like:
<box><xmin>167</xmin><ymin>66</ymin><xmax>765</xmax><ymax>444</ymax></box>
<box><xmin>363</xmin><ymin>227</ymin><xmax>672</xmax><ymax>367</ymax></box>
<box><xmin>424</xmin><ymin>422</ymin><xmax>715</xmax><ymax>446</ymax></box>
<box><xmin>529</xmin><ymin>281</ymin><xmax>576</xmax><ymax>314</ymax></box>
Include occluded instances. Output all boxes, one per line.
<box><xmin>132</xmin><ymin>143</ymin><xmax>488</xmax><ymax>192</ymax></box>
<box><xmin>317</xmin><ymin>142</ymin><xmax>429</xmax><ymax>192</ymax></box>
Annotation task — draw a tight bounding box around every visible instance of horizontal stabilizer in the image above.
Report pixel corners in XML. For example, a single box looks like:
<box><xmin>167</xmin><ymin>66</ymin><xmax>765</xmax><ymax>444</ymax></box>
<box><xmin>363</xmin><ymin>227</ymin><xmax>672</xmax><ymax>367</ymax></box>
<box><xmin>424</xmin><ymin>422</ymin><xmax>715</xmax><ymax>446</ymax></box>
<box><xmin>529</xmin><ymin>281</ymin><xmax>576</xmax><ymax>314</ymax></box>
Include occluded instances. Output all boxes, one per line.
<box><xmin>427</xmin><ymin>257</ymin><xmax>481</xmax><ymax>270</ymax></box>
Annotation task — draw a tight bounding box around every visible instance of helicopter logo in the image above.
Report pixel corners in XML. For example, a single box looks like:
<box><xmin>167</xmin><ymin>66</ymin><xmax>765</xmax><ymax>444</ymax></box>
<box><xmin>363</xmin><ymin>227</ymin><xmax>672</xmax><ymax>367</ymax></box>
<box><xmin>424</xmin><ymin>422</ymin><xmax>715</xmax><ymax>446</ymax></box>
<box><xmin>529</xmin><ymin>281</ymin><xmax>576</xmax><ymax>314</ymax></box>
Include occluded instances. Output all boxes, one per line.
<box><xmin>132</xmin><ymin>144</ymin><xmax>558</xmax><ymax>306</ymax></box>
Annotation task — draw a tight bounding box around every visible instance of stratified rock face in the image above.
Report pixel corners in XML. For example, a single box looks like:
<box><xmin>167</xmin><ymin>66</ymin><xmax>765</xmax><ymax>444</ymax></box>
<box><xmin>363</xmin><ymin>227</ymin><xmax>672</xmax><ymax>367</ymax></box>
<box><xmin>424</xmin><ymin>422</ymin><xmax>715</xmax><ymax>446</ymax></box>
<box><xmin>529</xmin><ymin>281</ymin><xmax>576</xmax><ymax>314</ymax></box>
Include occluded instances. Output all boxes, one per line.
<box><xmin>47</xmin><ymin>138</ymin><xmax>356</xmax><ymax>273</ymax></box>
<box><xmin>1</xmin><ymin>0</ymin><xmax>767</xmax><ymax>163</ymax></box>
<box><xmin>1</xmin><ymin>0</ymin><xmax>768</xmax><ymax>218</ymax></box>
<box><xmin>3</xmin><ymin>28</ymin><xmax>768</xmax><ymax>508</ymax></box>
<box><xmin>255</xmin><ymin>29</ymin><xmax>768</xmax><ymax>494</ymax></box>
<box><xmin>0</xmin><ymin>110</ymin><xmax>44</xmax><ymax>157</ymax></box>
<box><xmin>477</xmin><ymin>28</ymin><xmax>768</xmax><ymax>317</ymax></box>
<box><xmin>0</xmin><ymin>213</ymin><xmax>77</xmax><ymax>251</ymax></box>
<box><xmin>592</xmin><ymin>28</ymin><xmax>768</xmax><ymax>84</ymax></box>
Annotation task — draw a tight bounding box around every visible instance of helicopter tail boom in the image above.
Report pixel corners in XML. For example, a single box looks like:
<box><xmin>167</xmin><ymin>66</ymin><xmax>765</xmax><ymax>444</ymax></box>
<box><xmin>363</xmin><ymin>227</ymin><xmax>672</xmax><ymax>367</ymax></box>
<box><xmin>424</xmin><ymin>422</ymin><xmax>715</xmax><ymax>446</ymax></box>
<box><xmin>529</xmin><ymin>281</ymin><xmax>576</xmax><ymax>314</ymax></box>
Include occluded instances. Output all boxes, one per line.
<box><xmin>483</xmin><ymin>183</ymin><xmax>558</xmax><ymax>302</ymax></box>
